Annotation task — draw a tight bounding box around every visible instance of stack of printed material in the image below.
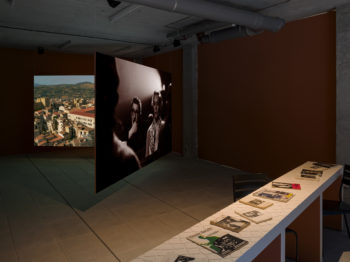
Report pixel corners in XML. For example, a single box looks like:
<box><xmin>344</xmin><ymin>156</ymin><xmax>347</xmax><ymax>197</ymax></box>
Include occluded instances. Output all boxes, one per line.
<box><xmin>253</xmin><ymin>189</ymin><xmax>294</xmax><ymax>202</ymax></box>
<box><xmin>239</xmin><ymin>195</ymin><xmax>273</xmax><ymax>209</ymax></box>
<box><xmin>187</xmin><ymin>227</ymin><xmax>248</xmax><ymax>258</ymax></box>
<box><xmin>235</xmin><ymin>209</ymin><xmax>272</xmax><ymax>224</ymax></box>
<box><xmin>210</xmin><ymin>215</ymin><xmax>250</xmax><ymax>233</ymax></box>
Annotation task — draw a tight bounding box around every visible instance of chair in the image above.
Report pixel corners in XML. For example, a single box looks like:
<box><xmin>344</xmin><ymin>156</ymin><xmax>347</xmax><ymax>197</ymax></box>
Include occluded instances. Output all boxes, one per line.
<box><xmin>232</xmin><ymin>172</ymin><xmax>270</xmax><ymax>201</ymax></box>
<box><xmin>233</xmin><ymin>172</ymin><xmax>299</xmax><ymax>262</ymax></box>
<box><xmin>323</xmin><ymin>164</ymin><xmax>350</xmax><ymax>238</ymax></box>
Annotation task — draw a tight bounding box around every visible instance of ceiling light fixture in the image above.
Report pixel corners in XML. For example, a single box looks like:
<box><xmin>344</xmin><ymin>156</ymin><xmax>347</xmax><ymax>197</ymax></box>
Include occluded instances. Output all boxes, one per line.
<box><xmin>7</xmin><ymin>0</ymin><xmax>15</xmax><ymax>7</ymax></box>
<box><xmin>153</xmin><ymin>45</ymin><xmax>160</xmax><ymax>53</ymax></box>
<box><xmin>107</xmin><ymin>0</ymin><xmax>121</xmax><ymax>8</ymax></box>
<box><xmin>173</xmin><ymin>39</ymin><xmax>181</xmax><ymax>47</ymax></box>
<box><xmin>37</xmin><ymin>47</ymin><xmax>45</xmax><ymax>55</ymax></box>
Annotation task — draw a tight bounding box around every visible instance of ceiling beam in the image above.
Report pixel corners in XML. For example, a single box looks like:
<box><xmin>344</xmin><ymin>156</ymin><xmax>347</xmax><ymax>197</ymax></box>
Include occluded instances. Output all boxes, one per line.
<box><xmin>109</xmin><ymin>4</ymin><xmax>141</xmax><ymax>23</ymax></box>
<box><xmin>57</xmin><ymin>40</ymin><xmax>71</xmax><ymax>49</ymax></box>
<box><xmin>167</xmin><ymin>20</ymin><xmax>229</xmax><ymax>39</ymax></box>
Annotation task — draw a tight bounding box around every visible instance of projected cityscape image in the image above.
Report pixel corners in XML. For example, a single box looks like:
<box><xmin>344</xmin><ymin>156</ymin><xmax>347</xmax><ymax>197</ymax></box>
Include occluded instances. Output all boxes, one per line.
<box><xmin>34</xmin><ymin>75</ymin><xmax>95</xmax><ymax>147</ymax></box>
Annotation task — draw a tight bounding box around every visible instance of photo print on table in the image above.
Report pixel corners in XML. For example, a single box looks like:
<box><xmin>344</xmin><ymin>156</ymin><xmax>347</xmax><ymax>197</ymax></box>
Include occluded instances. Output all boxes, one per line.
<box><xmin>297</xmin><ymin>169</ymin><xmax>323</xmax><ymax>181</ymax></box>
<box><xmin>210</xmin><ymin>215</ymin><xmax>250</xmax><ymax>233</ymax></box>
<box><xmin>158</xmin><ymin>253</ymin><xmax>208</xmax><ymax>262</ymax></box>
<box><xmin>235</xmin><ymin>209</ymin><xmax>273</xmax><ymax>224</ymax></box>
<box><xmin>243</xmin><ymin>210</ymin><xmax>260</xmax><ymax>218</ymax></box>
<box><xmin>250</xmin><ymin>199</ymin><xmax>263</xmax><ymax>205</ymax></box>
<box><xmin>301</xmin><ymin>169</ymin><xmax>323</xmax><ymax>176</ymax></box>
<box><xmin>239</xmin><ymin>195</ymin><xmax>273</xmax><ymax>209</ymax></box>
<box><xmin>310</xmin><ymin>162</ymin><xmax>336</xmax><ymax>169</ymax></box>
<box><xmin>253</xmin><ymin>189</ymin><xmax>294</xmax><ymax>203</ymax></box>
<box><xmin>187</xmin><ymin>227</ymin><xmax>248</xmax><ymax>258</ymax></box>
<box><xmin>272</xmin><ymin>182</ymin><xmax>301</xmax><ymax>190</ymax></box>
<box><xmin>175</xmin><ymin>255</ymin><xmax>195</xmax><ymax>262</ymax></box>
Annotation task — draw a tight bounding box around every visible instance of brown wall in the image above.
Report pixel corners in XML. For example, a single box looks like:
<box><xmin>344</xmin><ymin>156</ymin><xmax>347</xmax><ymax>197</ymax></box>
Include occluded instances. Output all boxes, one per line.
<box><xmin>1</xmin><ymin>12</ymin><xmax>336</xmax><ymax>174</ymax></box>
<box><xmin>0</xmin><ymin>48</ymin><xmax>183</xmax><ymax>156</ymax></box>
<box><xmin>143</xmin><ymin>49</ymin><xmax>183</xmax><ymax>154</ymax></box>
<box><xmin>198</xmin><ymin>12</ymin><xmax>336</xmax><ymax>178</ymax></box>
<box><xmin>0</xmin><ymin>48</ymin><xmax>94</xmax><ymax>155</ymax></box>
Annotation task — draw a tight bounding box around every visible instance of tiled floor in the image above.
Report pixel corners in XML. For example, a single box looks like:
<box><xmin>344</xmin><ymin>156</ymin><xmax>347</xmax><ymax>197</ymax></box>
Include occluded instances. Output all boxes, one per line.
<box><xmin>0</xmin><ymin>153</ymin><xmax>349</xmax><ymax>261</ymax></box>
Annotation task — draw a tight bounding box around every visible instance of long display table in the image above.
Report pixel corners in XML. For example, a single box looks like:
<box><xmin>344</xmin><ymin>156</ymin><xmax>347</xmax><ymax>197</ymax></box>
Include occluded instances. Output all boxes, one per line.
<box><xmin>131</xmin><ymin>161</ymin><xmax>343</xmax><ymax>262</ymax></box>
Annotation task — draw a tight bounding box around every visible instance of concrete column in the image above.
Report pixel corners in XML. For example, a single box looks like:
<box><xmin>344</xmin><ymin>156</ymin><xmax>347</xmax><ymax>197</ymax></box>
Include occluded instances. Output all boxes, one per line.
<box><xmin>337</xmin><ymin>5</ymin><xmax>350</xmax><ymax>165</ymax></box>
<box><xmin>182</xmin><ymin>44</ymin><xmax>198</xmax><ymax>157</ymax></box>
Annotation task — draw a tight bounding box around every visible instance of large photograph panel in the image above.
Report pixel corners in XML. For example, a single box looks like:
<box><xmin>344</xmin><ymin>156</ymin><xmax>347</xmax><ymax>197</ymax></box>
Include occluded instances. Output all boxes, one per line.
<box><xmin>34</xmin><ymin>75</ymin><xmax>95</xmax><ymax>147</ymax></box>
<box><xmin>95</xmin><ymin>53</ymin><xmax>172</xmax><ymax>192</ymax></box>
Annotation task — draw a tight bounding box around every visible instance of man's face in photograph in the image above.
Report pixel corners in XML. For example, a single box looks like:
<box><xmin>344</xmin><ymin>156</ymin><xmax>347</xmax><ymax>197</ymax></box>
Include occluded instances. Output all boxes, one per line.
<box><xmin>131</xmin><ymin>102</ymin><xmax>140</xmax><ymax>123</ymax></box>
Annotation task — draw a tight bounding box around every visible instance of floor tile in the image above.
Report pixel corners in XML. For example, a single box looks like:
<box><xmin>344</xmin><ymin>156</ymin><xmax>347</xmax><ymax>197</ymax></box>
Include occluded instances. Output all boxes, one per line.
<box><xmin>0</xmin><ymin>153</ymin><xmax>348</xmax><ymax>262</ymax></box>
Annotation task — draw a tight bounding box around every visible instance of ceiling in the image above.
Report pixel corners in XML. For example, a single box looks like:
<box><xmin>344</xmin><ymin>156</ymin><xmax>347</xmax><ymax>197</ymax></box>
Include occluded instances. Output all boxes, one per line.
<box><xmin>0</xmin><ymin>0</ymin><xmax>349</xmax><ymax>59</ymax></box>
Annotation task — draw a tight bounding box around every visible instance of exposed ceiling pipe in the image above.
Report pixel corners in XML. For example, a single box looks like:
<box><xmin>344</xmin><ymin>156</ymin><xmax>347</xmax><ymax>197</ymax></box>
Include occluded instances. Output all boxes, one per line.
<box><xmin>109</xmin><ymin>4</ymin><xmax>141</xmax><ymax>23</ymax></box>
<box><xmin>166</xmin><ymin>20</ymin><xmax>229</xmax><ymax>39</ymax></box>
<box><xmin>199</xmin><ymin>25</ymin><xmax>263</xmax><ymax>43</ymax></box>
<box><xmin>122</xmin><ymin>0</ymin><xmax>285</xmax><ymax>32</ymax></box>
<box><xmin>212</xmin><ymin>0</ymin><xmax>291</xmax><ymax>12</ymax></box>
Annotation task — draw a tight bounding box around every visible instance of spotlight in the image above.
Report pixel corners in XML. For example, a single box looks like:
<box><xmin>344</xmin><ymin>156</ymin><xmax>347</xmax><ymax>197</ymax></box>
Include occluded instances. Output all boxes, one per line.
<box><xmin>37</xmin><ymin>46</ymin><xmax>45</xmax><ymax>55</ymax></box>
<box><xmin>153</xmin><ymin>45</ymin><xmax>160</xmax><ymax>53</ymax></box>
<box><xmin>173</xmin><ymin>39</ymin><xmax>181</xmax><ymax>47</ymax></box>
<box><xmin>107</xmin><ymin>0</ymin><xmax>121</xmax><ymax>8</ymax></box>
<box><xmin>196</xmin><ymin>32</ymin><xmax>207</xmax><ymax>43</ymax></box>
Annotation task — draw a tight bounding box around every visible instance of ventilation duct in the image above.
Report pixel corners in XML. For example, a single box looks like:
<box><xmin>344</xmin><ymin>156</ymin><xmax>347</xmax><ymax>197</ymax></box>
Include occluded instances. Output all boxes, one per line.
<box><xmin>122</xmin><ymin>0</ymin><xmax>285</xmax><ymax>32</ymax></box>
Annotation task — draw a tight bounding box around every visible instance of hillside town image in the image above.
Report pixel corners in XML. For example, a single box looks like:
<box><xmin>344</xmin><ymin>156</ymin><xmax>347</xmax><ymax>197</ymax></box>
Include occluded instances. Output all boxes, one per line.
<box><xmin>34</xmin><ymin>75</ymin><xmax>95</xmax><ymax>147</ymax></box>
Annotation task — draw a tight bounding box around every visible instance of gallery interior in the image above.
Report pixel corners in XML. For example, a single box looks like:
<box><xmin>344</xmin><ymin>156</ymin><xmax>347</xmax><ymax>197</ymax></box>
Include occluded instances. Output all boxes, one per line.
<box><xmin>1</xmin><ymin>0</ymin><xmax>350</xmax><ymax>261</ymax></box>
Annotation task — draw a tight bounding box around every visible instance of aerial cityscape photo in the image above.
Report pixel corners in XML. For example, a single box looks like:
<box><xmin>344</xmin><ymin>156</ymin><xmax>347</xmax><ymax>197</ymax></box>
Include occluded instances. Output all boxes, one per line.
<box><xmin>34</xmin><ymin>75</ymin><xmax>95</xmax><ymax>147</ymax></box>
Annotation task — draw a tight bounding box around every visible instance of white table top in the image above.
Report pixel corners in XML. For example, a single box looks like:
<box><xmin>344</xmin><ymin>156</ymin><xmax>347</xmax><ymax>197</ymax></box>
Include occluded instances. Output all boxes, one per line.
<box><xmin>131</xmin><ymin>161</ymin><xmax>343</xmax><ymax>262</ymax></box>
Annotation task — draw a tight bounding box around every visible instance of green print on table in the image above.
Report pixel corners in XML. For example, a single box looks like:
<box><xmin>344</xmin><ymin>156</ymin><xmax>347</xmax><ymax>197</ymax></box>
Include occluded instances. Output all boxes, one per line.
<box><xmin>199</xmin><ymin>235</ymin><xmax>221</xmax><ymax>253</ymax></box>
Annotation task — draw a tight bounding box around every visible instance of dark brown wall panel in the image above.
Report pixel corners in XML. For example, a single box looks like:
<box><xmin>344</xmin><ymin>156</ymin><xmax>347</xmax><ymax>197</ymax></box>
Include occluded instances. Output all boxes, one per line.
<box><xmin>143</xmin><ymin>49</ymin><xmax>183</xmax><ymax>154</ymax></box>
<box><xmin>0</xmin><ymin>48</ymin><xmax>94</xmax><ymax>155</ymax></box>
<box><xmin>253</xmin><ymin>235</ymin><xmax>281</xmax><ymax>262</ymax></box>
<box><xmin>286</xmin><ymin>197</ymin><xmax>321</xmax><ymax>261</ymax></box>
<box><xmin>198</xmin><ymin>13</ymin><xmax>336</xmax><ymax>178</ymax></box>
